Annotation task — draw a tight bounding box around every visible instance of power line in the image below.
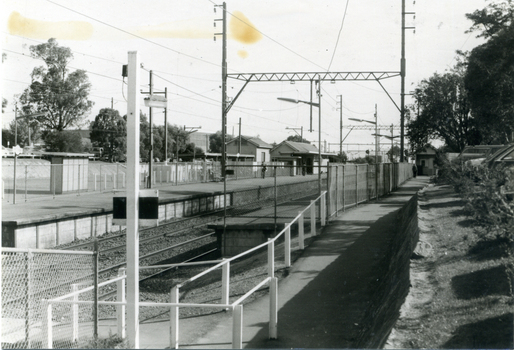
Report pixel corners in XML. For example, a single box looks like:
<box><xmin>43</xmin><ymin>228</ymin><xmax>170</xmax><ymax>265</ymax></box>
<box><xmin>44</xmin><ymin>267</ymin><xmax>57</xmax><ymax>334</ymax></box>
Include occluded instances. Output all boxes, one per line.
<box><xmin>4</xmin><ymin>32</ymin><xmax>125</xmax><ymax>65</ymax></box>
<box><xmin>44</xmin><ymin>0</ymin><xmax>221</xmax><ymax>69</ymax></box>
<box><xmin>327</xmin><ymin>0</ymin><xmax>350</xmax><ymax>71</ymax></box>
<box><xmin>207</xmin><ymin>0</ymin><xmax>327</xmax><ymax>71</ymax></box>
<box><xmin>3</xmin><ymin>48</ymin><xmax>125</xmax><ymax>83</ymax></box>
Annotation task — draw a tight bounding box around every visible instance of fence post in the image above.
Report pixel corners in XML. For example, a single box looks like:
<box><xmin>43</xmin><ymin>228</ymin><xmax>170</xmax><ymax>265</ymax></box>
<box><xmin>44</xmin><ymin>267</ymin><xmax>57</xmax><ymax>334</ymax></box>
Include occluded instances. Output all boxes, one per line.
<box><xmin>284</xmin><ymin>226</ymin><xmax>291</xmax><ymax>267</ymax></box>
<box><xmin>269</xmin><ymin>277</ymin><xmax>278</xmax><ymax>339</ymax></box>
<box><xmin>222</xmin><ymin>260</ymin><xmax>230</xmax><ymax>307</ymax></box>
<box><xmin>43</xmin><ymin>300</ymin><xmax>53</xmax><ymax>349</ymax></box>
<box><xmin>170</xmin><ymin>285</ymin><xmax>179</xmax><ymax>349</ymax></box>
<box><xmin>93</xmin><ymin>239</ymin><xmax>99</xmax><ymax>341</ymax></box>
<box><xmin>25</xmin><ymin>250</ymin><xmax>32</xmax><ymax>348</ymax></box>
<box><xmin>355</xmin><ymin>165</ymin><xmax>359</xmax><ymax>205</ymax></box>
<box><xmin>232</xmin><ymin>305</ymin><xmax>243</xmax><ymax>349</ymax></box>
<box><xmin>104</xmin><ymin>174</ymin><xmax>107</xmax><ymax>192</ymax></box>
<box><xmin>267</xmin><ymin>239</ymin><xmax>274</xmax><ymax>278</ymax></box>
<box><xmin>310</xmin><ymin>200</ymin><xmax>316</xmax><ymax>236</ymax></box>
<box><xmin>72</xmin><ymin>284</ymin><xmax>79</xmax><ymax>342</ymax></box>
<box><xmin>78</xmin><ymin>164</ymin><xmax>81</xmax><ymax>196</ymax></box>
<box><xmin>298</xmin><ymin>211</ymin><xmax>305</xmax><ymax>250</ymax></box>
<box><xmin>100</xmin><ymin>165</ymin><xmax>103</xmax><ymax>192</ymax></box>
<box><xmin>321</xmin><ymin>193</ymin><xmax>326</xmax><ymax>227</ymax></box>
<box><xmin>342</xmin><ymin>166</ymin><xmax>346</xmax><ymax>212</ymax></box>
<box><xmin>274</xmin><ymin>166</ymin><xmax>277</xmax><ymax>234</ymax></box>
<box><xmin>335</xmin><ymin>165</ymin><xmax>338</xmax><ymax>216</ymax></box>
<box><xmin>117</xmin><ymin>268</ymin><xmax>126</xmax><ymax>339</ymax></box>
<box><xmin>24</xmin><ymin>165</ymin><xmax>28</xmax><ymax>202</ymax></box>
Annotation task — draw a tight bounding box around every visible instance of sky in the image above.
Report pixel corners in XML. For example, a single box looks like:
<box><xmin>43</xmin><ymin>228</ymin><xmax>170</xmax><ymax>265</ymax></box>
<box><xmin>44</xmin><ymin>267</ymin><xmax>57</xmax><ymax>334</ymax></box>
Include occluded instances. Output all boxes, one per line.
<box><xmin>1</xmin><ymin>0</ymin><xmax>487</xmax><ymax>157</ymax></box>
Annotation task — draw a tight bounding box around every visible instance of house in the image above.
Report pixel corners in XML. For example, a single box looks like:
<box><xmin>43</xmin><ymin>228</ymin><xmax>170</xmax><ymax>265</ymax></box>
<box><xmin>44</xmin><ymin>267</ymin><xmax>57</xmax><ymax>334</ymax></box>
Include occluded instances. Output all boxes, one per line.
<box><xmin>188</xmin><ymin>131</ymin><xmax>210</xmax><ymax>154</ymax></box>
<box><xmin>415</xmin><ymin>145</ymin><xmax>437</xmax><ymax>176</ymax></box>
<box><xmin>225</xmin><ymin>135</ymin><xmax>273</xmax><ymax>163</ymax></box>
<box><xmin>270</xmin><ymin>140</ymin><xmax>330</xmax><ymax>175</ymax></box>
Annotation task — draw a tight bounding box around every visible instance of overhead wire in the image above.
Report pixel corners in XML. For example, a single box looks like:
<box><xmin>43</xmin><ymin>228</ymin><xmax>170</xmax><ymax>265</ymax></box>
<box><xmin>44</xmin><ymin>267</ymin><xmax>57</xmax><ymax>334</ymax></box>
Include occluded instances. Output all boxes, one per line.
<box><xmin>44</xmin><ymin>0</ymin><xmax>221</xmax><ymax>69</ymax></box>
<box><xmin>326</xmin><ymin>0</ymin><xmax>350</xmax><ymax>71</ymax></box>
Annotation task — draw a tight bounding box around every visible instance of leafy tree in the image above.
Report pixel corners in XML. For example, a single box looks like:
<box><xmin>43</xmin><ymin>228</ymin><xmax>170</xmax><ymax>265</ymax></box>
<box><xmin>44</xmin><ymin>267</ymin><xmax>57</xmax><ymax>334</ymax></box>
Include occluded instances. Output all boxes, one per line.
<box><xmin>286</xmin><ymin>135</ymin><xmax>310</xmax><ymax>143</ymax></box>
<box><xmin>209</xmin><ymin>131</ymin><xmax>233</xmax><ymax>153</ymax></box>
<box><xmin>18</xmin><ymin>38</ymin><xmax>93</xmax><ymax>134</ymax></box>
<box><xmin>465</xmin><ymin>17</ymin><xmax>514</xmax><ymax>143</ymax></box>
<box><xmin>2</xmin><ymin>129</ymin><xmax>15</xmax><ymax>147</ymax></box>
<box><xmin>406</xmin><ymin>68</ymin><xmax>480</xmax><ymax>153</ymax></box>
<box><xmin>466</xmin><ymin>0</ymin><xmax>513</xmax><ymax>38</ymax></box>
<box><xmin>386</xmin><ymin>145</ymin><xmax>402</xmax><ymax>163</ymax></box>
<box><xmin>42</xmin><ymin>130</ymin><xmax>84</xmax><ymax>152</ymax></box>
<box><xmin>90</xmin><ymin>108</ymin><xmax>127</xmax><ymax>162</ymax></box>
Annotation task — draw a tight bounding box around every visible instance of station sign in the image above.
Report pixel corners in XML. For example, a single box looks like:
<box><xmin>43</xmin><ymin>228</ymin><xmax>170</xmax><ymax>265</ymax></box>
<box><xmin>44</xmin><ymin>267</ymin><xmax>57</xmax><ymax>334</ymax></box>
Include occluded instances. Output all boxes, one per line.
<box><xmin>113</xmin><ymin>189</ymin><xmax>159</xmax><ymax>226</ymax></box>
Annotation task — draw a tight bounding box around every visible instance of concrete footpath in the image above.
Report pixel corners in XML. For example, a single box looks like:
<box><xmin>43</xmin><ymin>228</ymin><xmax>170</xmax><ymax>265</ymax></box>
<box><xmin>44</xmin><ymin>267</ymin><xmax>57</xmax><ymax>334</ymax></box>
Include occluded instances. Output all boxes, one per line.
<box><xmin>106</xmin><ymin>176</ymin><xmax>428</xmax><ymax>349</ymax></box>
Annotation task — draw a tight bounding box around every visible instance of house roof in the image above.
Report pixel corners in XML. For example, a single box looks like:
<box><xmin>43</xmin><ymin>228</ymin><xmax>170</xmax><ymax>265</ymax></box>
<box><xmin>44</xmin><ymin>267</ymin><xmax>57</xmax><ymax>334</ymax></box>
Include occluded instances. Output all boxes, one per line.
<box><xmin>272</xmin><ymin>141</ymin><xmax>319</xmax><ymax>154</ymax></box>
<box><xmin>227</xmin><ymin>135</ymin><xmax>273</xmax><ymax>149</ymax></box>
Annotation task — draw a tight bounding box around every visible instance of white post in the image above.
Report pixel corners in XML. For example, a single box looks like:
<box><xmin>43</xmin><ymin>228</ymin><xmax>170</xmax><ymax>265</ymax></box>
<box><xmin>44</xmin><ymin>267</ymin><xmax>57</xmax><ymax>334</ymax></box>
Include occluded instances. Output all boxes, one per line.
<box><xmin>310</xmin><ymin>200</ymin><xmax>316</xmax><ymax>236</ymax></box>
<box><xmin>117</xmin><ymin>268</ymin><xmax>126</xmax><ymax>339</ymax></box>
<box><xmin>94</xmin><ymin>174</ymin><xmax>98</xmax><ymax>191</ymax></box>
<box><xmin>222</xmin><ymin>260</ymin><xmax>230</xmax><ymax>306</ymax></box>
<box><xmin>232</xmin><ymin>305</ymin><xmax>243</xmax><ymax>349</ymax></box>
<box><xmin>321</xmin><ymin>193</ymin><xmax>326</xmax><ymax>227</ymax></box>
<box><xmin>72</xmin><ymin>284</ymin><xmax>79</xmax><ymax>342</ymax></box>
<box><xmin>269</xmin><ymin>277</ymin><xmax>278</xmax><ymax>339</ymax></box>
<box><xmin>104</xmin><ymin>174</ymin><xmax>107</xmax><ymax>191</ymax></box>
<box><xmin>170</xmin><ymin>286</ymin><xmax>179</xmax><ymax>349</ymax></box>
<box><xmin>267</xmin><ymin>239</ymin><xmax>274</xmax><ymax>278</ymax></box>
<box><xmin>43</xmin><ymin>301</ymin><xmax>53</xmax><ymax>349</ymax></box>
<box><xmin>123</xmin><ymin>173</ymin><xmax>126</xmax><ymax>188</ymax></box>
<box><xmin>284</xmin><ymin>226</ymin><xmax>291</xmax><ymax>267</ymax></box>
<box><xmin>126</xmin><ymin>51</ymin><xmax>141</xmax><ymax>349</ymax></box>
<box><xmin>298</xmin><ymin>211</ymin><xmax>305</xmax><ymax>250</ymax></box>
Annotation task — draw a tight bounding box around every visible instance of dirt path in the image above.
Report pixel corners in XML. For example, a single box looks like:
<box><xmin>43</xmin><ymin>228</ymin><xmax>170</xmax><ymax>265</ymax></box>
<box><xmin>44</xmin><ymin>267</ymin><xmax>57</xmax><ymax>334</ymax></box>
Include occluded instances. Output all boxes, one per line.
<box><xmin>385</xmin><ymin>183</ymin><xmax>514</xmax><ymax>349</ymax></box>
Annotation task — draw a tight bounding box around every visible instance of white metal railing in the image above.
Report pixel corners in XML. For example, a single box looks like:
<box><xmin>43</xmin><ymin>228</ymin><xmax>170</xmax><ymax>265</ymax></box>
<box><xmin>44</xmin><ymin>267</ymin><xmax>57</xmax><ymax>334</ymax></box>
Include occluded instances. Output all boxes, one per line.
<box><xmin>42</xmin><ymin>192</ymin><xmax>327</xmax><ymax>349</ymax></box>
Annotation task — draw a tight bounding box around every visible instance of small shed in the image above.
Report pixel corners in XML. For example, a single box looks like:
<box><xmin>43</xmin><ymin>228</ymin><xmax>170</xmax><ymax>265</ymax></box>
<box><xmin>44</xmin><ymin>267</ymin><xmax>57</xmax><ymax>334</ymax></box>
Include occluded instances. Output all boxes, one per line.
<box><xmin>271</xmin><ymin>141</ymin><xmax>330</xmax><ymax>175</ymax></box>
<box><xmin>38</xmin><ymin>152</ymin><xmax>93</xmax><ymax>194</ymax></box>
<box><xmin>415</xmin><ymin>145</ymin><xmax>437</xmax><ymax>176</ymax></box>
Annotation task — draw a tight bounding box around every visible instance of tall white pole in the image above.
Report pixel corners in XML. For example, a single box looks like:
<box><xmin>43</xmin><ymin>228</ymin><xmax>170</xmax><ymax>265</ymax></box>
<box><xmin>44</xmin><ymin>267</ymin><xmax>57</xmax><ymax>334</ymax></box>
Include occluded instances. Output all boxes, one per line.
<box><xmin>126</xmin><ymin>51</ymin><xmax>141</xmax><ymax>348</ymax></box>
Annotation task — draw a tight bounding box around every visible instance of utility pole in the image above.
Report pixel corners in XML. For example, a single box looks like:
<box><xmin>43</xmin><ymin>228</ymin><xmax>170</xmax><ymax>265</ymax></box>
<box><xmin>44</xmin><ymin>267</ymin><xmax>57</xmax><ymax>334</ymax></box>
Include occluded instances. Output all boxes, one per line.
<box><xmin>338</xmin><ymin>95</ymin><xmax>343</xmax><ymax>155</ymax></box>
<box><xmin>238</xmin><ymin>117</ymin><xmax>242</xmax><ymax>154</ymax></box>
<box><xmin>400</xmin><ymin>0</ymin><xmax>415</xmax><ymax>162</ymax></box>
<box><xmin>148</xmin><ymin>70</ymin><xmax>154</xmax><ymax>188</ymax></box>
<box><xmin>164</xmin><ymin>87</ymin><xmax>168</xmax><ymax>165</ymax></box>
<box><xmin>400</xmin><ymin>0</ymin><xmax>405</xmax><ymax>162</ymax></box>
<box><xmin>111</xmin><ymin>97</ymin><xmax>114</xmax><ymax>109</ymax></box>
<box><xmin>126</xmin><ymin>51</ymin><xmax>141</xmax><ymax>349</ymax></box>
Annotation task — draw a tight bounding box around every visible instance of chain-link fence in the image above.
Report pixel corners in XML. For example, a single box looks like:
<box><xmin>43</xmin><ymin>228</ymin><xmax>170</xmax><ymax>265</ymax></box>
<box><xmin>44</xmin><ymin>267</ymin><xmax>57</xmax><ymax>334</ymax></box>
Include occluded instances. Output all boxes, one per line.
<box><xmin>327</xmin><ymin>162</ymin><xmax>413</xmax><ymax>216</ymax></box>
<box><xmin>224</xmin><ymin>164</ymin><xmax>327</xmax><ymax>218</ymax></box>
<box><xmin>1</xmin><ymin>248</ymin><xmax>97</xmax><ymax>349</ymax></box>
<box><xmin>2</xmin><ymin>160</ymin><xmax>226</xmax><ymax>203</ymax></box>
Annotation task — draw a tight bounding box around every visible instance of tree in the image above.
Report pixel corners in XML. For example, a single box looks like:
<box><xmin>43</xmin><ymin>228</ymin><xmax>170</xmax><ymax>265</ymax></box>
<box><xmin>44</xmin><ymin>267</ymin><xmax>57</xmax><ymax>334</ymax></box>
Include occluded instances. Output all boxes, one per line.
<box><xmin>19</xmin><ymin>39</ymin><xmax>93</xmax><ymax>134</ymax></box>
<box><xmin>2</xmin><ymin>129</ymin><xmax>14</xmax><ymax>147</ymax></box>
<box><xmin>209</xmin><ymin>131</ymin><xmax>233</xmax><ymax>153</ymax></box>
<box><xmin>406</xmin><ymin>68</ymin><xmax>480</xmax><ymax>153</ymax></box>
<box><xmin>465</xmin><ymin>3</ymin><xmax>514</xmax><ymax>144</ymax></box>
<box><xmin>43</xmin><ymin>130</ymin><xmax>84</xmax><ymax>153</ymax></box>
<box><xmin>466</xmin><ymin>0</ymin><xmax>513</xmax><ymax>38</ymax></box>
<box><xmin>386</xmin><ymin>145</ymin><xmax>402</xmax><ymax>163</ymax></box>
<box><xmin>90</xmin><ymin>108</ymin><xmax>127</xmax><ymax>162</ymax></box>
<box><xmin>286</xmin><ymin>135</ymin><xmax>310</xmax><ymax>143</ymax></box>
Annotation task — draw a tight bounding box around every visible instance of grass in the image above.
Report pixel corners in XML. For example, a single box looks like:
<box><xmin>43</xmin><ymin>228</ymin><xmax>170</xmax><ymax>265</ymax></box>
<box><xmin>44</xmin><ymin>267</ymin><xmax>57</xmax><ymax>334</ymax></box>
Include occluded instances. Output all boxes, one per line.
<box><xmin>388</xmin><ymin>184</ymin><xmax>514</xmax><ymax>349</ymax></box>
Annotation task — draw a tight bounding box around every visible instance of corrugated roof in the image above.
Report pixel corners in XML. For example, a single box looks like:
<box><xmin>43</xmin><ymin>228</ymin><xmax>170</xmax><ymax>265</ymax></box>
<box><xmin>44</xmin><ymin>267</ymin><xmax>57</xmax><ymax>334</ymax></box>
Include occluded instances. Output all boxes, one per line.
<box><xmin>274</xmin><ymin>141</ymin><xmax>318</xmax><ymax>153</ymax></box>
<box><xmin>227</xmin><ymin>135</ymin><xmax>273</xmax><ymax>149</ymax></box>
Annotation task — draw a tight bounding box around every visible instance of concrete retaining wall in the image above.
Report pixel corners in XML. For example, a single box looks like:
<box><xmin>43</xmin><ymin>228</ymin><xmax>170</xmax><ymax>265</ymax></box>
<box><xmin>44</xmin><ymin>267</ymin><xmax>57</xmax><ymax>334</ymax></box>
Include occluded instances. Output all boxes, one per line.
<box><xmin>357</xmin><ymin>195</ymin><xmax>419</xmax><ymax>348</ymax></box>
<box><xmin>2</xmin><ymin>193</ymin><xmax>229</xmax><ymax>249</ymax></box>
